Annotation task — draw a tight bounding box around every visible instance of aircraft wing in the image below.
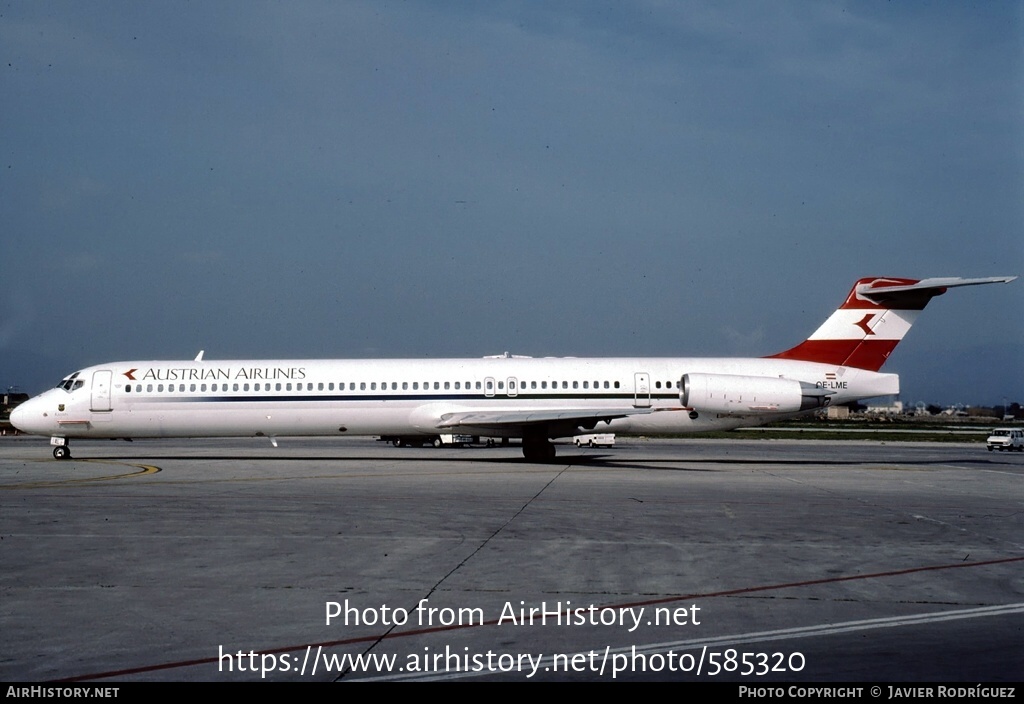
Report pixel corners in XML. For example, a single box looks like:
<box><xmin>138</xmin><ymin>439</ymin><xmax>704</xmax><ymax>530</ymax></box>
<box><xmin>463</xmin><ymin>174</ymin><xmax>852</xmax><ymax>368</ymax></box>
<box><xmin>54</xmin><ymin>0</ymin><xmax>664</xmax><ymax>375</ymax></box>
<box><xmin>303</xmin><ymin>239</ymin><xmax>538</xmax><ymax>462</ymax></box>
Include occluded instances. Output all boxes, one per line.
<box><xmin>435</xmin><ymin>407</ymin><xmax>655</xmax><ymax>436</ymax></box>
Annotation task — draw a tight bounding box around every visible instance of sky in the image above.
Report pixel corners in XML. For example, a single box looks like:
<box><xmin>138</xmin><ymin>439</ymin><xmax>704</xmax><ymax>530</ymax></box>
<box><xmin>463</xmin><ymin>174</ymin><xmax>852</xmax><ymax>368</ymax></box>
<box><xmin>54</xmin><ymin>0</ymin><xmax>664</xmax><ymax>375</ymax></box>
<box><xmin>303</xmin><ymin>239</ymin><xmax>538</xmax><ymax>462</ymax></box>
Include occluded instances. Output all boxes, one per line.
<box><xmin>2</xmin><ymin>1</ymin><xmax>1022</xmax><ymax>407</ymax></box>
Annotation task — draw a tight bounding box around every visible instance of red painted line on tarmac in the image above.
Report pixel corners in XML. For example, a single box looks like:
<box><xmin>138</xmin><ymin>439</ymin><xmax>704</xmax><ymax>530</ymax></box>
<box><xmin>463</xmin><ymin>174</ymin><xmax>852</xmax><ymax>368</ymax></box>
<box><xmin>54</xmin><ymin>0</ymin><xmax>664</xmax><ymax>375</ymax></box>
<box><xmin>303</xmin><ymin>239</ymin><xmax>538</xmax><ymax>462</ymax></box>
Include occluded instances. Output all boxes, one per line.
<box><xmin>53</xmin><ymin>554</ymin><xmax>1024</xmax><ymax>682</ymax></box>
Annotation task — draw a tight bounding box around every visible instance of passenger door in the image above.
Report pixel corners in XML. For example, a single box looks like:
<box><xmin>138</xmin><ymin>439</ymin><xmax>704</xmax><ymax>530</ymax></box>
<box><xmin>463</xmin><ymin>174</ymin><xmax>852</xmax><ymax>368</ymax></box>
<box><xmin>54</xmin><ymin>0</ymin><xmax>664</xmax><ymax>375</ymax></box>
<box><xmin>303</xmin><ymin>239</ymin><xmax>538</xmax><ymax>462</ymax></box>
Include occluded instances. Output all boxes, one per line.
<box><xmin>91</xmin><ymin>370</ymin><xmax>113</xmax><ymax>412</ymax></box>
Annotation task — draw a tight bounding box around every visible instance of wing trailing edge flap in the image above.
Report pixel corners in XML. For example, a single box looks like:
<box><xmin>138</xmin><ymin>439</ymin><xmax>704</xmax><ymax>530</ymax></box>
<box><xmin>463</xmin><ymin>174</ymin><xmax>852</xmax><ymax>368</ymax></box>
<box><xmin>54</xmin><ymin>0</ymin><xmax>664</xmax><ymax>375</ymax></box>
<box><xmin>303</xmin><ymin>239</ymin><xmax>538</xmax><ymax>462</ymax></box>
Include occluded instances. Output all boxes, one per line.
<box><xmin>435</xmin><ymin>407</ymin><xmax>656</xmax><ymax>433</ymax></box>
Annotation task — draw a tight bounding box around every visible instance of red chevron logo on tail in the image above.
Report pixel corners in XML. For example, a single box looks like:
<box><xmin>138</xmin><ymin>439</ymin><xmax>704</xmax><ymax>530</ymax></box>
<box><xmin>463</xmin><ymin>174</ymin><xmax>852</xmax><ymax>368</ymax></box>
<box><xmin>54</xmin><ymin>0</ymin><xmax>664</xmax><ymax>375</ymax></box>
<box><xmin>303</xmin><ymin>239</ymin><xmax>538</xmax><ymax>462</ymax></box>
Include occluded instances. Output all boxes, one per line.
<box><xmin>855</xmin><ymin>314</ymin><xmax>876</xmax><ymax>336</ymax></box>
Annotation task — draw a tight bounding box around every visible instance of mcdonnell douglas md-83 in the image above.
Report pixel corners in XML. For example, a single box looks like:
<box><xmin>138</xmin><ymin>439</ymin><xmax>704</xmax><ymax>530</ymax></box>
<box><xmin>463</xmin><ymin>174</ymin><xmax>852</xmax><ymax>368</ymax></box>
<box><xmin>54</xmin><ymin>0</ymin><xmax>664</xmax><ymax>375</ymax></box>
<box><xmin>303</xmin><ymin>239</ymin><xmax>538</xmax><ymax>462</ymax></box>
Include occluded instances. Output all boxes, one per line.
<box><xmin>10</xmin><ymin>276</ymin><xmax>1016</xmax><ymax>461</ymax></box>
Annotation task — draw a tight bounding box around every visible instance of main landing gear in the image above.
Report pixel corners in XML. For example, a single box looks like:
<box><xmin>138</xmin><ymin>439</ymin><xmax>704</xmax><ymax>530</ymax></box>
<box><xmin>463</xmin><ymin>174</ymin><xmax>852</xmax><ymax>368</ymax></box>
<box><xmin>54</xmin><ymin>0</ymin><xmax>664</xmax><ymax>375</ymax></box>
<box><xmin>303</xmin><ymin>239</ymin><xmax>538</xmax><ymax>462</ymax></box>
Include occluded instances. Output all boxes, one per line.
<box><xmin>522</xmin><ymin>436</ymin><xmax>556</xmax><ymax>462</ymax></box>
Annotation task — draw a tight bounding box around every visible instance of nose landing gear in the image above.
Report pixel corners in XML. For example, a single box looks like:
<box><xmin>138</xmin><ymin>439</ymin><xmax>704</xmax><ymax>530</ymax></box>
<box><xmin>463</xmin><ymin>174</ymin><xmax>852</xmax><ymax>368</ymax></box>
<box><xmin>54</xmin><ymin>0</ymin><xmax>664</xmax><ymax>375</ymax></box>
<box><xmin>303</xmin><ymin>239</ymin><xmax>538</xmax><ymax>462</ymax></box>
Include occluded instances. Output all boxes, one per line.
<box><xmin>51</xmin><ymin>439</ymin><xmax>72</xmax><ymax>460</ymax></box>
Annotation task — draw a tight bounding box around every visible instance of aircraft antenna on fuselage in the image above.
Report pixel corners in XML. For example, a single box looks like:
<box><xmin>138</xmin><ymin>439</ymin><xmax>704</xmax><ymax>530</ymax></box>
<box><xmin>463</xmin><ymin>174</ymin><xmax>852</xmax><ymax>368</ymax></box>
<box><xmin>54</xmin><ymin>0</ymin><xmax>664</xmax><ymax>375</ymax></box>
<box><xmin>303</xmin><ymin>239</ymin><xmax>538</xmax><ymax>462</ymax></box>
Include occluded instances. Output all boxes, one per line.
<box><xmin>195</xmin><ymin>350</ymin><xmax>205</xmax><ymax>362</ymax></box>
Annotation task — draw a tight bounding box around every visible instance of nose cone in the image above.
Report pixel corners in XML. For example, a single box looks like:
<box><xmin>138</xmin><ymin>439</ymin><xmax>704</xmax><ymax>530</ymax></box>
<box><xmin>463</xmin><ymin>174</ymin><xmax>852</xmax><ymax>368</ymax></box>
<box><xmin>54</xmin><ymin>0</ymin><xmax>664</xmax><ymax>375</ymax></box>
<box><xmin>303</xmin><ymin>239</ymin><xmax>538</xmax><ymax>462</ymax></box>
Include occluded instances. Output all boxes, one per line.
<box><xmin>10</xmin><ymin>396</ymin><xmax>49</xmax><ymax>436</ymax></box>
<box><xmin>9</xmin><ymin>403</ymin><xmax>27</xmax><ymax>431</ymax></box>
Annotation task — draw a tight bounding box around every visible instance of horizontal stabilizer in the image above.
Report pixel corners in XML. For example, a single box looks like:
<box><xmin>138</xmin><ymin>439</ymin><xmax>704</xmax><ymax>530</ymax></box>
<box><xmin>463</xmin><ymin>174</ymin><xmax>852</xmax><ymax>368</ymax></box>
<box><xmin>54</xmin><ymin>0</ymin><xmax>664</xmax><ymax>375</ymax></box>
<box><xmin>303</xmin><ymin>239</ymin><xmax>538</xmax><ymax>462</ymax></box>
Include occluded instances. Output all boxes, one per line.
<box><xmin>855</xmin><ymin>276</ymin><xmax>1016</xmax><ymax>306</ymax></box>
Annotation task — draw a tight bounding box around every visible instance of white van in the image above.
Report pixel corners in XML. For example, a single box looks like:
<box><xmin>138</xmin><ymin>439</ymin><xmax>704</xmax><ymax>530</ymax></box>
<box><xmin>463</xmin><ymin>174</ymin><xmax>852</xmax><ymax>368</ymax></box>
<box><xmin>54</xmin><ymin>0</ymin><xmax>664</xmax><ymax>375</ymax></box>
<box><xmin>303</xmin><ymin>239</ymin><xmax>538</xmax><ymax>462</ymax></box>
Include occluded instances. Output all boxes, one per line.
<box><xmin>986</xmin><ymin>428</ymin><xmax>1024</xmax><ymax>452</ymax></box>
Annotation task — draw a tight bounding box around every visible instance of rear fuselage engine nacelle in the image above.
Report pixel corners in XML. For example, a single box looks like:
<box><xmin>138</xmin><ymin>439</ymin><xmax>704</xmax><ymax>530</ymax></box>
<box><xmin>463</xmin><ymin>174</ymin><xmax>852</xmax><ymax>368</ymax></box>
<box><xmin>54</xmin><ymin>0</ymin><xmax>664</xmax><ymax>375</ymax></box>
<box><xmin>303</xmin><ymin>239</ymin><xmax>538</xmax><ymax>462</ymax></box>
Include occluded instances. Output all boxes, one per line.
<box><xmin>680</xmin><ymin>373</ymin><xmax>831</xmax><ymax>415</ymax></box>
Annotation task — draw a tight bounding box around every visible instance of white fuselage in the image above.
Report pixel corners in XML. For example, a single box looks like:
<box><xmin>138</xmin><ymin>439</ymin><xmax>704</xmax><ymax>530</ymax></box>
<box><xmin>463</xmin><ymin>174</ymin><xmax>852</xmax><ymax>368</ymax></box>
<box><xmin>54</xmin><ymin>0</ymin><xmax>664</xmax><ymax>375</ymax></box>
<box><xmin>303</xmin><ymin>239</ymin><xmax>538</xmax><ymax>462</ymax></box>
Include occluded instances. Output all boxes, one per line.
<box><xmin>11</xmin><ymin>355</ymin><xmax>899</xmax><ymax>441</ymax></box>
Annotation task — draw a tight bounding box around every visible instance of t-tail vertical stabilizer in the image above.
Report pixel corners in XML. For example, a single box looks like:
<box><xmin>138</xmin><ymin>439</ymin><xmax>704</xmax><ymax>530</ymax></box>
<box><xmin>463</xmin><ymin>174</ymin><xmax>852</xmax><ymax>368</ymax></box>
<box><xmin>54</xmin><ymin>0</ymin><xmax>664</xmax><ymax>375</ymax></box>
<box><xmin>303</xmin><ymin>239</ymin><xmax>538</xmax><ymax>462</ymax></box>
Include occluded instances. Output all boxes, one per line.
<box><xmin>768</xmin><ymin>276</ymin><xmax>1017</xmax><ymax>372</ymax></box>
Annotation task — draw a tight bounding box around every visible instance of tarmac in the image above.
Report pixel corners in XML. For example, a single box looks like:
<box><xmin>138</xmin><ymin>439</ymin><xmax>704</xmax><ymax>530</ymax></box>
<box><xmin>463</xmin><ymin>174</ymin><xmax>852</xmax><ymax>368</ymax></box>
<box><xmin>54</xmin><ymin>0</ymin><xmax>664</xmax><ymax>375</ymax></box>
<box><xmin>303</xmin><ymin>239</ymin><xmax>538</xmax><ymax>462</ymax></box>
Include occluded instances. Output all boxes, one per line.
<box><xmin>1</xmin><ymin>435</ymin><xmax>1021</xmax><ymax>682</ymax></box>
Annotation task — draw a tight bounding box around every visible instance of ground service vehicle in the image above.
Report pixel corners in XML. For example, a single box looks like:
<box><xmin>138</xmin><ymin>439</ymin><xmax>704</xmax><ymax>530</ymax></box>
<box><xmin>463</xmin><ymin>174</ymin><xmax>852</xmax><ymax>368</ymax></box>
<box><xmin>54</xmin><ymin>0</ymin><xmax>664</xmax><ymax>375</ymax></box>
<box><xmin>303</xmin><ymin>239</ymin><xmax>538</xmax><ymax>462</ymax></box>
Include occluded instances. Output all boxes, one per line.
<box><xmin>986</xmin><ymin>428</ymin><xmax>1024</xmax><ymax>451</ymax></box>
<box><xmin>573</xmin><ymin>434</ymin><xmax>615</xmax><ymax>447</ymax></box>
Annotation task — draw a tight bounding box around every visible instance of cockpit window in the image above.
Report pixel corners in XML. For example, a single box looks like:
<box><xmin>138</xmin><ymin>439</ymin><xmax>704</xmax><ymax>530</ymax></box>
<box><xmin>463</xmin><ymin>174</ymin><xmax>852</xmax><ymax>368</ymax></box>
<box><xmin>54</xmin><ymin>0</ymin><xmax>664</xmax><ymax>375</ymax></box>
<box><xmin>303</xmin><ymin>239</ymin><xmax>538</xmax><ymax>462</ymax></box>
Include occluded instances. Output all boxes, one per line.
<box><xmin>57</xmin><ymin>372</ymin><xmax>83</xmax><ymax>392</ymax></box>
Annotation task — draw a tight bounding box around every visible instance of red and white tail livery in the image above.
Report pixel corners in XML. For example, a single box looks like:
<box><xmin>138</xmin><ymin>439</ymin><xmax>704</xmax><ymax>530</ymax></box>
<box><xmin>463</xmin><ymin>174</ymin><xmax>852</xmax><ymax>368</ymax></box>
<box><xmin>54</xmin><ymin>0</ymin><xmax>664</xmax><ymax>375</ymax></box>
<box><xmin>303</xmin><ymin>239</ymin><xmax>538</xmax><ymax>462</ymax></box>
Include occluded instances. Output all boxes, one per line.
<box><xmin>10</xmin><ymin>275</ymin><xmax>1016</xmax><ymax>461</ymax></box>
<box><xmin>769</xmin><ymin>277</ymin><xmax>1012</xmax><ymax>371</ymax></box>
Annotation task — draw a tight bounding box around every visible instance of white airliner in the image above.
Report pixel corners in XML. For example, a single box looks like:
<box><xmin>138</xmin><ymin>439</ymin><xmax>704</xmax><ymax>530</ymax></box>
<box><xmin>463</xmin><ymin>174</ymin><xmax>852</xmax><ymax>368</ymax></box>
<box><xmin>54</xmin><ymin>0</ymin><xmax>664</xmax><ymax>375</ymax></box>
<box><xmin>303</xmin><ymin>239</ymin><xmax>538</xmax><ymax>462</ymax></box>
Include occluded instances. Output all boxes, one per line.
<box><xmin>10</xmin><ymin>276</ymin><xmax>1015</xmax><ymax>461</ymax></box>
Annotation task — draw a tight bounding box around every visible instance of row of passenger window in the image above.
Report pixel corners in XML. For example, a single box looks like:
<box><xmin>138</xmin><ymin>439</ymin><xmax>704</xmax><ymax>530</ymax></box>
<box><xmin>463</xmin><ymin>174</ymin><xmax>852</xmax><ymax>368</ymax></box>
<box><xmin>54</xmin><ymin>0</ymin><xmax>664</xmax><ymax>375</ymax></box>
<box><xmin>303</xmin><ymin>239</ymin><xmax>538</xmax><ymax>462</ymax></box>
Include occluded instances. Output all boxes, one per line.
<box><xmin>122</xmin><ymin>379</ymin><xmax>639</xmax><ymax>394</ymax></box>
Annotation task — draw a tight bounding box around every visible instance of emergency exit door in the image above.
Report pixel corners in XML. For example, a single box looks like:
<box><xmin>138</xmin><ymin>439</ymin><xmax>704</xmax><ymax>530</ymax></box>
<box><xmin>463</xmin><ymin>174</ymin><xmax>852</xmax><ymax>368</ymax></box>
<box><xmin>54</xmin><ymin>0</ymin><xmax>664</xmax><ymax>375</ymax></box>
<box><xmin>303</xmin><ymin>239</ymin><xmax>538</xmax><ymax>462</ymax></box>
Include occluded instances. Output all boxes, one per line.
<box><xmin>634</xmin><ymin>372</ymin><xmax>651</xmax><ymax>408</ymax></box>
